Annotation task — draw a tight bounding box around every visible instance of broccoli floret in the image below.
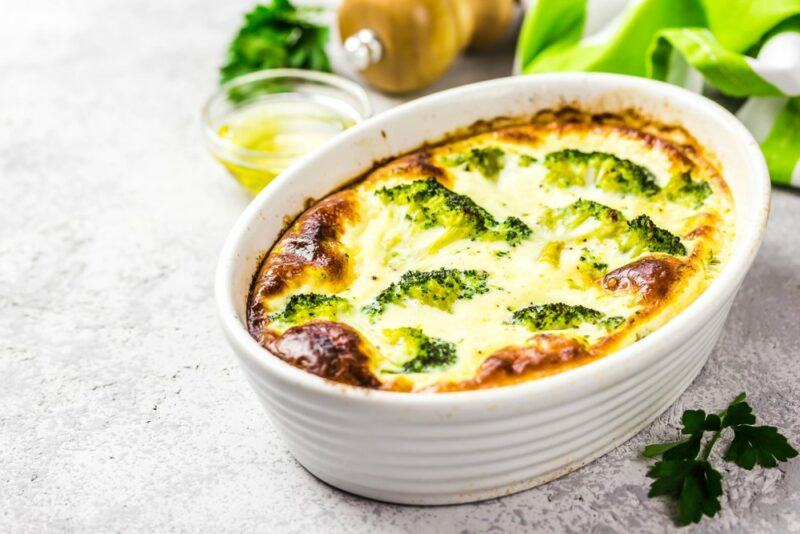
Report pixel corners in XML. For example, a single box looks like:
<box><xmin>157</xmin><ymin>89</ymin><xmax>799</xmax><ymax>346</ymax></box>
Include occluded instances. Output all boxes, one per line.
<box><xmin>518</xmin><ymin>154</ymin><xmax>537</xmax><ymax>167</ymax></box>
<box><xmin>375</xmin><ymin>178</ymin><xmax>531</xmax><ymax>247</ymax></box>
<box><xmin>543</xmin><ymin>149</ymin><xmax>591</xmax><ymax>188</ymax></box>
<box><xmin>269</xmin><ymin>293</ymin><xmax>350</xmax><ymax>327</ymax></box>
<box><xmin>663</xmin><ymin>172</ymin><xmax>712</xmax><ymax>207</ymax></box>
<box><xmin>622</xmin><ymin>215</ymin><xmax>687</xmax><ymax>256</ymax></box>
<box><xmin>543</xmin><ymin>149</ymin><xmax>660</xmax><ymax>196</ymax></box>
<box><xmin>543</xmin><ymin>199</ymin><xmax>624</xmax><ymax>230</ymax></box>
<box><xmin>500</xmin><ymin>216</ymin><xmax>533</xmax><ymax>246</ymax></box>
<box><xmin>602</xmin><ymin>315</ymin><xmax>626</xmax><ymax>330</ymax></box>
<box><xmin>577</xmin><ymin>247</ymin><xmax>609</xmax><ymax>278</ymax></box>
<box><xmin>376</xmin><ymin>178</ymin><xmax>494</xmax><ymax>238</ymax></box>
<box><xmin>442</xmin><ymin>147</ymin><xmax>505</xmax><ymax>180</ymax></box>
<box><xmin>384</xmin><ymin>327</ymin><xmax>457</xmax><ymax>373</ymax></box>
<box><xmin>544</xmin><ymin>199</ymin><xmax>685</xmax><ymax>257</ymax></box>
<box><xmin>511</xmin><ymin>302</ymin><xmax>623</xmax><ymax>332</ymax></box>
<box><xmin>363</xmin><ymin>268</ymin><xmax>489</xmax><ymax>316</ymax></box>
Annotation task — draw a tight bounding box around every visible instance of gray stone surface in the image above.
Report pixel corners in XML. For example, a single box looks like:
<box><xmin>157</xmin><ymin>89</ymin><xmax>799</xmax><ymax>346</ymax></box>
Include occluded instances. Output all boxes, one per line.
<box><xmin>1</xmin><ymin>1</ymin><xmax>798</xmax><ymax>533</ymax></box>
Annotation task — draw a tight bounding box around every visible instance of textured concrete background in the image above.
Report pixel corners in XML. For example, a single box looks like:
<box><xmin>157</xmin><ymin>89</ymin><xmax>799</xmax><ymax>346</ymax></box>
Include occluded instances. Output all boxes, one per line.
<box><xmin>2</xmin><ymin>1</ymin><xmax>799</xmax><ymax>533</ymax></box>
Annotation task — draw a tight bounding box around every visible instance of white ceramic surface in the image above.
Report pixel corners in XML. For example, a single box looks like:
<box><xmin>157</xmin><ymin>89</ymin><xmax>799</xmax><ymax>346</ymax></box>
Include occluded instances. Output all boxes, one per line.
<box><xmin>215</xmin><ymin>73</ymin><xmax>770</xmax><ymax>505</ymax></box>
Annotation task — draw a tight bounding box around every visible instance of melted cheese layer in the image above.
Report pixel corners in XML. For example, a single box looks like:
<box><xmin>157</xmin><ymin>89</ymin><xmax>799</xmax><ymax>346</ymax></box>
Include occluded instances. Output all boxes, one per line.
<box><xmin>249</xmin><ymin>113</ymin><xmax>735</xmax><ymax>392</ymax></box>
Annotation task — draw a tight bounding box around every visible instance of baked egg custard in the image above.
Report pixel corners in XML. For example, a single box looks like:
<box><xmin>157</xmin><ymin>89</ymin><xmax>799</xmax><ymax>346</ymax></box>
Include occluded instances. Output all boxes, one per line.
<box><xmin>247</xmin><ymin>109</ymin><xmax>735</xmax><ymax>392</ymax></box>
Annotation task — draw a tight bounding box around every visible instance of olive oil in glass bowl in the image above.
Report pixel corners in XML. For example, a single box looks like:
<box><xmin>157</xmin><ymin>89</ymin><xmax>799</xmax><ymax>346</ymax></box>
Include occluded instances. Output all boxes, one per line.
<box><xmin>203</xmin><ymin>69</ymin><xmax>371</xmax><ymax>195</ymax></box>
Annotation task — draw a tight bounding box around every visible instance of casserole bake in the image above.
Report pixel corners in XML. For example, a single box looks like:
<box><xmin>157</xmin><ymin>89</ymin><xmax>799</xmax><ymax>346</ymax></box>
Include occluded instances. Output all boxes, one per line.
<box><xmin>216</xmin><ymin>74</ymin><xmax>769</xmax><ymax>504</ymax></box>
<box><xmin>247</xmin><ymin>108</ymin><xmax>735</xmax><ymax>392</ymax></box>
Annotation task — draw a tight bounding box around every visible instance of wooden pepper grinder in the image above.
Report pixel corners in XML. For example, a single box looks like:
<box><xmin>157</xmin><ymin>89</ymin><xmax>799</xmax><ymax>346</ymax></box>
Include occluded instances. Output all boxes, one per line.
<box><xmin>338</xmin><ymin>0</ymin><xmax>517</xmax><ymax>94</ymax></box>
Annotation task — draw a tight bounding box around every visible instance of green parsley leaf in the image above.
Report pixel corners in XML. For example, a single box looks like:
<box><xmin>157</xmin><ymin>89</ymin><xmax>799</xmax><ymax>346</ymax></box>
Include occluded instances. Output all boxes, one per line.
<box><xmin>647</xmin><ymin>459</ymin><xmax>723</xmax><ymax>526</ymax></box>
<box><xmin>653</xmin><ymin>410</ymin><xmax>722</xmax><ymax>461</ymax></box>
<box><xmin>663</xmin><ymin>433</ymin><xmax>702</xmax><ymax>461</ymax></box>
<box><xmin>725</xmin><ymin>425</ymin><xmax>798</xmax><ymax>469</ymax></box>
<box><xmin>220</xmin><ymin>0</ymin><xmax>331</xmax><ymax>85</ymax></box>
<box><xmin>643</xmin><ymin>391</ymin><xmax>797</xmax><ymax>526</ymax></box>
<box><xmin>642</xmin><ymin>439</ymin><xmax>688</xmax><ymax>458</ymax></box>
<box><xmin>681</xmin><ymin>409</ymin><xmax>708</xmax><ymax>434</ymax></box>
<box><xmin>722</xmin><ymin>399</ymin><xmax>756</xmax><ymax>428</ymax></box>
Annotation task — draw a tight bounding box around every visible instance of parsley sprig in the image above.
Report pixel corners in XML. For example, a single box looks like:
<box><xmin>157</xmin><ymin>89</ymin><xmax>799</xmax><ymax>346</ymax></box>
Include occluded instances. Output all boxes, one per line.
<box><xmin>220</xmin><ymin>0</ymin><xmax>331</xmax><ymax>85</ymax></box>
<box><xmin>643</xmin><ymin>392</ymin><xmax>797</xmax><ymax>526</ymax></box>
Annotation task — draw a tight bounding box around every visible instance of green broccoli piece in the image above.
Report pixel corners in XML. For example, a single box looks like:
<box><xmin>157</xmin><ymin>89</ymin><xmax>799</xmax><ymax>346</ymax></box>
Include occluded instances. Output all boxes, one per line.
<box><xmin>376</xmin><ymin>178</ymin><xmax>494</xmax><ymax>243</ymax></box>
<box><xmin>511</xmin><ymin>302</ymin><xmax>624</xmax><ymax>332</ymax></box>
<box><xmin>384</xmin><ymin>327</ymin><xmax>457</xmax><ymax>373</ymax></box>
<box><xmin>543</xmin><ymin>199</ymin><xmax>624</xmax><ymax>230</ymax></box>
<box><xmin>577</xmin><ymin>247</ymin><xmax>609</xmax><ymax>278</ymax></box>
<box><xmin>543</xmin><ymin>150</ymin><xmax>660</xmax><ymax>196</ymax></box>
<box><xmin>603</xmin><ymin>315</ymin><xmax>626</xmax><ymax>330</ymax></box>
<box><xmin>543</xmin><ymin>149</ymin><xmax>591</xmax><ymax>188</ymax></box>
<box><xmin>544</xmin><ymin>199</ymin><xmax>685</xmax><ymax>257</ymax></box>
<box><xmin>622</xmin><ymin>215</ymin><xmax>687</xmax><ymax>256</ymax></box>
<box><xmin>442</xmin><ymin>147</ymin><xmax>505</xmax><ymax>180</ymax></box>
<box><xmin>375</xmin><ymin>178</ymin><xmax>531</xmax><ymax>247</ymax></box>
<box><xmin>518</xmin><ymin>154</ymin><xmax>538</xmax><ymax>167</ymax></box>
<box><xmin>663</xmin><ymin>172</ymin><xmax>712</xmax><ymax>207</ymax></box>
<box><xmin>268</xmin><ymin>293</ymin><xmax>350</xmax><ymax>327</ymax></box>
<box><xmin>364</xmin><ymin>268</ymin><xmax>489</xmax><ymax>316</ymax></box>
<box><xmin>501</xmin><ymin>216</ymin><xmax>533</xmax><ymax>246</ymax></box>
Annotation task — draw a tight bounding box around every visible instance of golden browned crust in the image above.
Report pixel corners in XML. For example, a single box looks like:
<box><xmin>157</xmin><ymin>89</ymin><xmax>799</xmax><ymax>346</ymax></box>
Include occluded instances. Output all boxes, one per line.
<box><xmin>436</xmin><ymin>335</ymin><xmax>591</xmax><ymax>391</ymax></box>
<box><xmin>591</xmin><ymin>255</ymin><xmax>690</xmax><ymax>355</ymax></box>
<box><xmin>349</xmin><ymin>107</ymin><xmax>723</xmax><ymax>186</ymax></box>
<box><xmin>247</xmin><ymin>191</ymin><xmax>358</xmax><ymax>344</ymax></box>
<box><xmin>368</xmin><ymin>150</ymin><xmax>449</xmax><ymax>186</ymax></box>
<box><xmin>602</xmin><ymin>255</ymin><xmax>683</xmax><ymax>303</ymax></box>
<box><xmin>491</xmin><ymin>125</ymin><xmax>542</xmax><ymax>145</ymax></box>
<box><xmin>683</xmin><ymin>212</ymin><xmax>722</xmax><ymax>241</ymax></box>
<box><xmin>267</xmin><ymin>321</ymin><xmax>381</xmax><ymax>388</ymax></box>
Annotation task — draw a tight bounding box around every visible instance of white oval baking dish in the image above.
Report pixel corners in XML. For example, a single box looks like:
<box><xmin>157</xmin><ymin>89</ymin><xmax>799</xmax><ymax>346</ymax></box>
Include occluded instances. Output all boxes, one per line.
<box><xmin>215</xmin><ymin>73</ymin><xmax>770</xmax><ymax>505</ymax></box>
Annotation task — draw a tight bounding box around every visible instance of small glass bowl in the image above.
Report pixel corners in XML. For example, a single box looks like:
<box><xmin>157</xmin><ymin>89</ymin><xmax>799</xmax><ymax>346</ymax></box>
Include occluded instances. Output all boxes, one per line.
<box><xmin>202</xmin><ymin>69</ymin><xmax>372</xmax><ymax>195</ymax></box>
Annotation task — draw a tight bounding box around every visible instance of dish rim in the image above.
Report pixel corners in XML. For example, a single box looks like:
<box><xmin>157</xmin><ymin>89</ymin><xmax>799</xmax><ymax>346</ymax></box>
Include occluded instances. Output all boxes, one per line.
<box><xmin>215</xmin><ymin>73</ymin><xmax>770</xmax><ymax>406</ymax></box>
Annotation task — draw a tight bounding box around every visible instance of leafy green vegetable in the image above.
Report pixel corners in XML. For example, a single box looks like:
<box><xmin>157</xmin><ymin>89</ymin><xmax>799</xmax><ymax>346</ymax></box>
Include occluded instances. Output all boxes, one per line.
<box><xmin>643</xmin><ymin>440</ymin><xmax>689</xmax><ymax>458</ymax></box>
<box><xmin>663</xmin><ymin>172</ymin><xmax>712</xmax><ymax>208</ymax></box>
<box><xmin>543</xmin><ymin>149</ymin><xmax>660</xmax><ymax>196</ymax></box>
<box><xmin>220</xmin><ymin>0</ymin><xmax>331</xmax><ymax>85</ymax></box>
<box><xmin>364</xmin><ymin>268</ymin><xmax>489</xmax><ymax>317</ymax></box>
<box><xmin>443</xmin><ymin>147</ymin><xmax>505</xmax><ymax>180</ymax></box>
<box><xmin>644</xmin><ymin>392</ymin><xmax>797</xmax><ymax>526</ymax></box>
<box><xmin>645</xmin><ymin>410</ymin><xmax>722</xmax><ymax>462</ymax></box>
<box><xmin>721</xmin><ymin>396</ymin><xmax>798</xmax><ymax>469</ymax></box>
<box><xmin>511</xmin><ymin>302</ymin><xmax>624</xmax><ymax>332</ymax></box>
<box><xmin>375</xmin><ymin>178</ymin><xmax>531</xmax><ymax>248</ymax></box>
<box><xmin>725</xmin><ymin>425</ymin><xmax>798</xmax><ymax>469</ymax></box>
<box><xmin>384</xmin><ymin>327</ymin><xmax>457</xmax><ymax>373</ymax></box>
<box><xmin>268</xmin><ymin>292</ymin><xmax>349</xmax><ymax>327</ymax></box>
<box><xmin>647</xmin><ymin>459</ymin><xmax>723</xmax><ymax>526</ymax></box>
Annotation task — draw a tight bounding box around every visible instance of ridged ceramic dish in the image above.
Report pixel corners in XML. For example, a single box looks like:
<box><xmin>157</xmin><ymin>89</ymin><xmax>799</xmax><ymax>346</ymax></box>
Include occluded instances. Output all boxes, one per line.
<box><xmin>216</xmin><ymin>73</ymin><xmax>770</xmax><ymax>505</ymax></box>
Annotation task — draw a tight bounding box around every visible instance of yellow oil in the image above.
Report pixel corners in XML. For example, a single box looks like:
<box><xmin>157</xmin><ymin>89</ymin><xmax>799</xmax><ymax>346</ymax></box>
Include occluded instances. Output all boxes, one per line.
<box><xmin>215</xmin><ymin>95</ymin><xmax>358</xmax><ymax>195</ymax></box>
